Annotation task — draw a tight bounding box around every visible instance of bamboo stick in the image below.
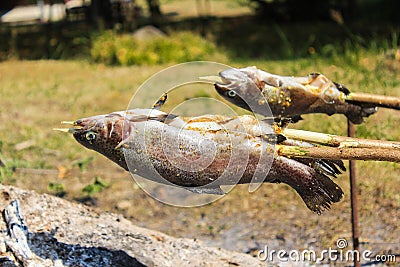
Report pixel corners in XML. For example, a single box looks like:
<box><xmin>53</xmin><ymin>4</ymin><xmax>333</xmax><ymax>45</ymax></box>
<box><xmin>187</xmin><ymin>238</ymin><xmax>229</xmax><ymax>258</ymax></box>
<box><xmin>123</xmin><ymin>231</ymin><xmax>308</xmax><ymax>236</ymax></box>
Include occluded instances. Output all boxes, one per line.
<box><xmin>346</xmin><ymin>92</ymin><xmax>400</xmax><ymax>110</ymax></box>
<box><xmin>282</xmin><ymin>128</ymin><xmax>400</xmax><ymax>149</ymax></box>
<box><xmin>277</xmin><ymin>145</ymin><xmax>400</xmax><ymax>163</ymax></box>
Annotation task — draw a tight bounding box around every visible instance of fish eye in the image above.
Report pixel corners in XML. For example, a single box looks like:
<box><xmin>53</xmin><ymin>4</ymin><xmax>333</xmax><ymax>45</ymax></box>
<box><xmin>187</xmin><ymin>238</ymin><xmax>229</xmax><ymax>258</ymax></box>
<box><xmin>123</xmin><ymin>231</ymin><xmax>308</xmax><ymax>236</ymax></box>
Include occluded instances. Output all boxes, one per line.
<box><xmin>85</xmin><ymin>131</ymin><xmax>96</xmax><ymax>142</ymax></box>
<box><xmin>227</xmin><ymin>90</ymin><xmax>237</xmax><ymax>98</ymax></box>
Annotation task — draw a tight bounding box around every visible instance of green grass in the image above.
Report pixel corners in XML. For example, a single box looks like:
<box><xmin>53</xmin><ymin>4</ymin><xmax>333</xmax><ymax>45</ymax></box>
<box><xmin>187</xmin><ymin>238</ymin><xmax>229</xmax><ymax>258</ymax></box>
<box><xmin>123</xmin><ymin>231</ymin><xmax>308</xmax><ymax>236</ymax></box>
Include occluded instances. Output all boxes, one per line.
<box><xmin>0</xmin><ymin>45</ymin><xmax>399</xmax><ymax>252</ymax></box>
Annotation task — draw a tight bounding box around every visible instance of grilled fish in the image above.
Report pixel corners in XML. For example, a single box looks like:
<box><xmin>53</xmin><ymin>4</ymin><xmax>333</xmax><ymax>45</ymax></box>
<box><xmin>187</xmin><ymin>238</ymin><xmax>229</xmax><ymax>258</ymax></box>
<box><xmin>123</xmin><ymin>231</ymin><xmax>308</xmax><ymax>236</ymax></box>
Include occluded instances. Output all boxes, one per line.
<box><xmin>59</xmin><ymin>109</ymin><xmax>344</xmax><ymax>213</ymax></box>
<box><xmin>214</xmin><ymin>66</ymin><xmax>378</xmax><ymax>124</ymax></box>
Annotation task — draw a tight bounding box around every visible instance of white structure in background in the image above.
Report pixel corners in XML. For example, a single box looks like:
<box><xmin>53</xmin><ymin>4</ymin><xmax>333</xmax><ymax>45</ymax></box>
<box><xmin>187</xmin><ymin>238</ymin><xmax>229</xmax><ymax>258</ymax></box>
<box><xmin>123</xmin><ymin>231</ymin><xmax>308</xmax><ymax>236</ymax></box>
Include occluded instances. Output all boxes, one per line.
<box><xmin>65</xmin><ymin>0</ymin><xmax>91</xmax><ymax>10</ymax></box>
<box><xmin>0</xmin><ymin>0</ymin><xmax>90</xmax><ymax>25</ymax></box>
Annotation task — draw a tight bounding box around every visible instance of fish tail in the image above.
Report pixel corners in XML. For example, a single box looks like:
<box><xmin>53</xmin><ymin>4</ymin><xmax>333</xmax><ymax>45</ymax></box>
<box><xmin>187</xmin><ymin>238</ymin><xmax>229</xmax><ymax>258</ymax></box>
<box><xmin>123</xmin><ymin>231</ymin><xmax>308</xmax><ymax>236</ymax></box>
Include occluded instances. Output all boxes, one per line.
<box><xmin>277</xmin><ymin>157</ymin><xmax>343</xmax><ymax>214</ymax></box>
<box><xmin>295</xmin><ymin>172</ymin><xmax>343</xmax><ymax>214</ymax></box>
<box><xmin>306</xmin><ymin>101</ymin><xmax>377</xmax><ymax>124</ymax></box>
<box><xmin>342</xmin><ymin>102</ymin><xmax>378</xmax><ymax>124</ymax></box>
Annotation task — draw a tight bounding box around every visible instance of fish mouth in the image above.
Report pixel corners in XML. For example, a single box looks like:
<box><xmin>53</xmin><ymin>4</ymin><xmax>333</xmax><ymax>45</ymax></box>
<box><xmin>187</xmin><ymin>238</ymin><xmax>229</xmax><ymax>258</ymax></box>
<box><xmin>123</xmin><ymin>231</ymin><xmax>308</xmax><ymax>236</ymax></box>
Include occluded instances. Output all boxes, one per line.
<box><xmin>53</xmin><ymin>115</ymin><xmax>102</xmax><ymax>133</ymax></box>
<box><xmin>200</xmin><ymin>69</ymin><xmax>250</xmax><ymax>93</ymax></box>
<box><xmin>215</xmin><ymin>77</ymin><xmax>239</xmax><ymax>94</ymax></box>
<box><xmin>199</xmin><ymin>74</ymin><xmax>232</xmax><ymax>95</ymax></box>
<box><xmin>214</xmin><ymin>82</ymin><xmax>229</xmax><ymax>95</ymax></box>
<box><xmin>53</xmin><ymin>120</ymin><xmax>83</xmax><ymax>134</ymax></box>
<box><xmin>199</xmin><ymin>74</ymin><xmax>231</xmax><ymax>87</ymax></box>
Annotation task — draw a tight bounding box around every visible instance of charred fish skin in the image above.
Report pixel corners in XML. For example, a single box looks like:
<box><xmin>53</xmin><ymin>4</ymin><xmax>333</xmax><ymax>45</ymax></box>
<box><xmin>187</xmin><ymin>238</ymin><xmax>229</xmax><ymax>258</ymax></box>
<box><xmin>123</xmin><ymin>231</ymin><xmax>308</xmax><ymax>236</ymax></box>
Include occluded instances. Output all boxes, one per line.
<box><xmin>215</xmin><ymin>67</ymin><xmax>378</xmax><ymax>124</ymax></box>
<box><xmin>67</xmin><ymin>109</ymin><xmax>343</xmax><ymax>213</ymax></box>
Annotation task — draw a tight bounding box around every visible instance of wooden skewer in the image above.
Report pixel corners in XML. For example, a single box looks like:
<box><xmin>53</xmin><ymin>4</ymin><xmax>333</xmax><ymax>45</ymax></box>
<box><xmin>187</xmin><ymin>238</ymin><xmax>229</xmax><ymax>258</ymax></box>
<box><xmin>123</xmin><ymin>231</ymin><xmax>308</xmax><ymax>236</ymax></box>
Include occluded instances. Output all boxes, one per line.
<box><xmin>282</xmin><ymin>128</ymin><xmax>400</xmax><ymax>149</ymax></box>
<box><xmin>277</xmin><ymin>145</ymin><xmax>400</xmax><ymax>163</ymax></box>
<box><xmin>346</xmin><ymin>92</ymin><xmax>400</xmax><ymax>110</ymax></box>
<box><xmin>279</xmin><ymin>128</ymin><xmax>400</xmax><ymax>162</ymax></box>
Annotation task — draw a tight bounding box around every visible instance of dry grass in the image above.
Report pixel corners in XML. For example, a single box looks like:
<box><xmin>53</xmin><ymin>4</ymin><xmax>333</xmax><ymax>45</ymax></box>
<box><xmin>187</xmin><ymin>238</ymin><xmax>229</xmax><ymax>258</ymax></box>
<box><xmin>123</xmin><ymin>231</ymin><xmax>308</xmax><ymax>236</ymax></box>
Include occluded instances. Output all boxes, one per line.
<box><xmin>0</xmin><ymin>52</ymin><xmax>399</xmax><ymax>257</ymax></box>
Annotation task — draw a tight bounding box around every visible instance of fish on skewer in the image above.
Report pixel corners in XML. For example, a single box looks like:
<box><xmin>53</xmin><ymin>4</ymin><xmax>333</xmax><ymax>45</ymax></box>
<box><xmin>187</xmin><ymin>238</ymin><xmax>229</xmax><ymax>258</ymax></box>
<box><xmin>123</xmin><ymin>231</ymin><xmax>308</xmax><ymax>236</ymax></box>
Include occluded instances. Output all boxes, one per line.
<box><xmin>56</xmin><ymin>109</ymin><xmax>344</xmax><ymax>214</ymax></box>
<box><xmin>212</xmin><ymin>66</ymin><xmax>400</xmax><ymax>124</ymax></box>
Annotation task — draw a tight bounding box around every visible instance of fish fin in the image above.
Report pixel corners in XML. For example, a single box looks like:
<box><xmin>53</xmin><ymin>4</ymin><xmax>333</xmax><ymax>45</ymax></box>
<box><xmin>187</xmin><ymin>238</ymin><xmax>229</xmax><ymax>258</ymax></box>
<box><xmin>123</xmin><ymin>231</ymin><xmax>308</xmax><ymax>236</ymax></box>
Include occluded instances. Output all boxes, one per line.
<box><xmin>276</xmin><ymin>134</ymin><xmax>287</xmax><ymax>144</ymax></box>
<box><xmin>185</xmin><ymin>186</ymin><xmax>226</xmax><ymax>195</ymax></box>
<box><xmin>282</xmin><ymin>139</ymin><xmax>346</xmax><ymax>177</ymax></box>
<box><xmin>115</xmin><ymin>138</ymin><xmax>131</xmax><ymax>149</ymax></box>
<box><xmin>317</xmin><ymin>161</ymin><xmax>340</xmax><ymax>177</ymax></box>
<box><xmin>333</xmin><ymin>82</ymin><xmax>351</xmax><ymax>95</ymax></box>
<box><xmin>147</xmin><ymin>113</ymin><xmax>178</xmax><ymax>123</ymax></box>
<box><xmin>273</xmin><ymin>116</ymin><xmax>303</xmax><ymax>126</ymax></box>
<box><xmin>334</xmin><ymin>160</ymin><xmax>346</xmax><ymax>172</ymax></box>
<box><xmin>261</xmin><ymin>133</ymin><xmax>286</xmax><ymax>144</ymax></box>
<box><xmin>296</xmin><ymin>172</ymin><xmax>343</xmax><ymax>215</ymax></box>
<box><xmin>342</xmin><ymin>104</ymin><xmax>378</xmax><ymax>124</ymax></box>
<box><xmin>152</xmin><ymin>93</ymin><xmax>168</xmax><ymax>110</ymax></box>
<box><xmin>163</xmin><ymin>114</ymin><xmax>180</xmax><ymax>124</ymax></box>
<box><xmin>291</xmin><ymin>158</ymin><xmax>346</xmax><ymax>178</ymax></box>
<box><xmin>313</xmin><ymin>159</ymin><xmax>346</xmax><ymax>178</ymax></box>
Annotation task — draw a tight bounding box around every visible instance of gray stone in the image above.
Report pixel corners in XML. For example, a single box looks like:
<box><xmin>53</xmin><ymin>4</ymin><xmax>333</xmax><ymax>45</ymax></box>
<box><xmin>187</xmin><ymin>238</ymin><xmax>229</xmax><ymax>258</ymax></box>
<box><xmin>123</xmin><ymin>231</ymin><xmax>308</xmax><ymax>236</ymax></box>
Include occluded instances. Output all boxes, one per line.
<box><xmin>0</xmin><ymin>184</ymin><xmax>262</xmax><ymax>266</ymax></box>
<box><xmin>131</xmin><ymin>25</ymin><xmax>166</xmax><ymax>41</ymax></box>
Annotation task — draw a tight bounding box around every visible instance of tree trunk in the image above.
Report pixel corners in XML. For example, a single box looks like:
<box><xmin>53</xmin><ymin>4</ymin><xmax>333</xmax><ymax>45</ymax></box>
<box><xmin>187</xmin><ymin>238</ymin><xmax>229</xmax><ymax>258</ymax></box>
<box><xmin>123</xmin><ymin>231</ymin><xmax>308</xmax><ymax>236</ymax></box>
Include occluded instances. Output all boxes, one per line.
<box><xmin>90</xmin><ymin>0</ymin><xmax>113</xmax><ymax>29</ymax></box>
<box><xmin>146</xmin><ymin>0</ymin><xmax>162</xmax><ymax>21</ymax></box>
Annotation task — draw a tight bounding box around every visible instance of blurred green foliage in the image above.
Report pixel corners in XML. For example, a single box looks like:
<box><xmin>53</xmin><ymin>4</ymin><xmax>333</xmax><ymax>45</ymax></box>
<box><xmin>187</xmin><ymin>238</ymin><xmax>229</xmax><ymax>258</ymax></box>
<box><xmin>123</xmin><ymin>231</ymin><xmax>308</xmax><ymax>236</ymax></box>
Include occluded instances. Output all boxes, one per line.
<box><xmin>48</xmin><ymin>182</ymin><xmax>66</xmax><ymax>197</ymax></box>
<box><xmin>72</xmin><ymin>157</ymin><xmax>94</xmax><ymax>172</ymax></box>
<box><xmin>82</xmin><ymin>176</ymin><xmax>109</xmax><ymax>196</ymax></box>
<box><xmin>91</xmin><ymin>31</ymin><xmax>219</xmax><ymax>66</ymax></box>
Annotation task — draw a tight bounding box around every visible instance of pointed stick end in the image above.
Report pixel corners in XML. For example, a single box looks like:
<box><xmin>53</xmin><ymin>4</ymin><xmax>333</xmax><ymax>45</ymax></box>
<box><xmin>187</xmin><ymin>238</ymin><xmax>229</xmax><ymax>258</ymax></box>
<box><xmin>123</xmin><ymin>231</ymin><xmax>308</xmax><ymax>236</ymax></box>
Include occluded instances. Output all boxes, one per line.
<box><xmin>198</xmin><ymin>75</ymin><xmax>223</xmax><ymax>83</ymax></box>
<box><xmin>61</xmin><ymin>121</ymin><xmax>76</xmax><ymax>125</ymax></box>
